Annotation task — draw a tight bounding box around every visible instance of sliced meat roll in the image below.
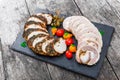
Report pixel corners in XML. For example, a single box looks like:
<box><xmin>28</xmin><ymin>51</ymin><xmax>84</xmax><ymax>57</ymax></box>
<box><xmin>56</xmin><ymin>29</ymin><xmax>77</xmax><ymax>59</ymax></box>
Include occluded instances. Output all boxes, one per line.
<box><xmin>54</xmin><ymin>38</ymin><xmax>67</xmax><ymax>54</ymax></box>
<box><xmin>27</xmin><ymin>34</ymin><xmax>47</xmax><ymax>48</ymax></box>
<box><xmin>77</xmin><ymin>32</ymin><xmax>102</xmax><ymax>48</ymax></box>
<box><xmin>27</xmin><ymin>15</ymin><xmax>47</xmax><ymax>25</ymax></box>
<box><xmin>24</xmin><ymin>21</ymin><xmax>47</xmax><ymax>32</ymax></box>
<box><xmin>23</xmin><ymin>13</ymin><xmax>67</xmax><ymax>56</ymax></box>
<box><xmin>37</xmin><ymin>13</ymin><xmax>53</xmax><ymax>25</ymax></box>
<box><xmin>78</xmin><ymin>39</ymin><xmax>101</xmax><ymax>53</ymax></box>
<box><xmin>23</xmin><ymin>28</ymin><xmax>49</xmax><ymax>40</ymax></box>
<box><xmin>76</xmin><ymin>45</ymin><xmax>100</xmax><ymax>65</ymax></box>
<box><xmin>63</xmin><ymin>16</ymin><xmax>103</xmax><ymax>65</ymax></box>
<box><xmin>42</xmin><ymin>38</ymin><xmax>54</xmax><ymax>53</ymax></box>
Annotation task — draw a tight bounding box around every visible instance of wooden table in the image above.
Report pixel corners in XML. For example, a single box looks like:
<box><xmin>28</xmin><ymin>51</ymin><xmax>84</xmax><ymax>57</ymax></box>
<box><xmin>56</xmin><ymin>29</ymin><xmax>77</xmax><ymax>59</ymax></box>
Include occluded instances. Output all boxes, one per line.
<box><xmin>0</xmin><ymin>0</ymin><xmax>120</xmax><ymax>80</ymax></box>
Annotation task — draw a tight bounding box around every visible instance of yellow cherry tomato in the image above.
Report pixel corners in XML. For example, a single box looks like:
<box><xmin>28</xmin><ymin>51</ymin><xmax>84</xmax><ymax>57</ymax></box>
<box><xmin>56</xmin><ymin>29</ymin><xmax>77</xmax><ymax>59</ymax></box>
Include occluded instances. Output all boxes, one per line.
<box><xmin>69</xmin><ymin>44</ymin><xmax>77</xmax><ymax>53</ymax></box>
<box><xmin>63</xmin><ymin>32</ymin><xmax>73</xmax><ymax>39</ymax></box>
<box><xmin>51</xmin><ymin>27</ymin><xmax>57</xmax><ymax>35</ymax></box>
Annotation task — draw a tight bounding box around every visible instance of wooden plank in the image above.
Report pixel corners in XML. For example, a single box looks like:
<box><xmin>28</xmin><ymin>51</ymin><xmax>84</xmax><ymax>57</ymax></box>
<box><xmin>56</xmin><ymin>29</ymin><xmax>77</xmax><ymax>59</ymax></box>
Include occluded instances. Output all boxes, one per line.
<box><xmin>26</xmin><ymin>0</ymin><xmax>118</xmax><ymax>80</ymax></box>
<box><xmin>0</xmin><ymin>0</ymin><xmax>51</xmax><ymax>80</ymax></box>
<box><xmin>74</xmin><ymin>0</ymin><xmax>120</xmax><ymax>79</ymax></box>
<box><xmin>0</xmin><ymin>39</ymin><xmax>5</xmax><ymax>80</ymax></box>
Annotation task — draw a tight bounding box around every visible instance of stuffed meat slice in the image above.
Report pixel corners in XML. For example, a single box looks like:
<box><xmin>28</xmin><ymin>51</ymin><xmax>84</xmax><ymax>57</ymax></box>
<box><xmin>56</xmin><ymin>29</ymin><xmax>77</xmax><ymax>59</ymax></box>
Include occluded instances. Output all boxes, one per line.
<box><xmin>25</xmin><ymin>29</ymin><xmax>49</xmax><ymax>40</ymax></box>
<box><xmin>76</xmin><ymin>45</ymin><xmax>100</xmax><ymax>65</ymax></box>
<box><xmin>24</xmin><ymin>21</ymin><xmax>47</xmax><ymax>32</ymax></box>
<box><xmin>54</xmin><ymin>38</ymin><xmax>67</xmax><ymax>54</ymax></box>
<box><xmin>37</xmin><ymin>13</ymin><xmax>53</xmax><ymax>25</ymax></box>
<box><xmin>42</xmin><ymin>38</ymin><xmax>54</xmax><ymax>53</ymax></box>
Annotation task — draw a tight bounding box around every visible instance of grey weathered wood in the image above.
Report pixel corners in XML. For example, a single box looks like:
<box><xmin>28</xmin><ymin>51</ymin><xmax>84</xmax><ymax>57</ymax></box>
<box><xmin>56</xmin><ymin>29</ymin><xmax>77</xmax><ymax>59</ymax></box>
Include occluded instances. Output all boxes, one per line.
<box><xmin>74</xmin><ymin>0</ymin><xmax>120</xmax><ymax>79</ymax></box>
<box><xmin>0</xmin><ymin>0</ymin><xmax>51</xmax><ymax>80</ymax></box>
<box><xmin>0</xmin><ymin>39</ymin><xmax>5</xmax><ymax>80</ymax></box>
<box><xmin>26</xmin><ymin>0</ymin><xmax>118</xmax><ymax>80</ymax></box>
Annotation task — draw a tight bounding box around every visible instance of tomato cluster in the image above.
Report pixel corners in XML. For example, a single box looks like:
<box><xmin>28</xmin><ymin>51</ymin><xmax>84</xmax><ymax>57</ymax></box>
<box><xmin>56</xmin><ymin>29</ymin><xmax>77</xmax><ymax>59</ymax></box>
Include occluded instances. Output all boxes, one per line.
<box><xmin>51</xmin><ymin>26</ymin><xmax>77</xmax><ymax>59</ymax></box>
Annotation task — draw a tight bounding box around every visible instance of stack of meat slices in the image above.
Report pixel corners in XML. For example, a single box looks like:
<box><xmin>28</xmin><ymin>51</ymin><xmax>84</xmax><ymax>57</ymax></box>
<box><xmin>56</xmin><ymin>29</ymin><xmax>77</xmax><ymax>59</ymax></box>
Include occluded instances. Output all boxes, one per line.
<box><xmin>23</xmin><ymin>13</ymin><xmax>67</xmax><ymax>56</ymax></box>
<box><xmin>63</xmin><ymin>16</ymin><xmax>103</xmax><ymax>65</ymax></box>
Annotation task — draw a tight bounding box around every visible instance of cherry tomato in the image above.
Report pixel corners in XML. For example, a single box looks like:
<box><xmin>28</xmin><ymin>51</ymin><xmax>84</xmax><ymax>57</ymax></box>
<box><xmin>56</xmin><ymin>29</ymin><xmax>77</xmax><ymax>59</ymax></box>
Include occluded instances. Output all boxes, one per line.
<box><xmin>65</xmin><ymin>50</ymin><xmax>73</xmax><ymax>59</ymax></box>
<box><xmin>56</xmin><ymin>29</ymin><xmax>64</xmax><ymax>37</ymax></box>
<box><xmin>65</xmin><ymin>38</ymin><xmax>74</xmax><ymax>46</ymax></box>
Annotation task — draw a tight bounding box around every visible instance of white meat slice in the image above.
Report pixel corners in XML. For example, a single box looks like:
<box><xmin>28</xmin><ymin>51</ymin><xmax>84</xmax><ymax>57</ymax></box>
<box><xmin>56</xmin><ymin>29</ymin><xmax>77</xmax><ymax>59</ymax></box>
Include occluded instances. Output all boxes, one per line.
<box><xmin>25</xmin><ymin>24</ymin><xmax>47</xmax><ymax>32</ymax></box>
<box><xmin>63</xmin><ymin>17</ymin><xmax>72</xmax><ymax>31</ymax></box>
<box><xmin>27</xmin><ymin>17</ymin><xmax>45</xmax><ymax>24</ymax></box>
<box><xmin>42</xmin><ymin>39</ymin><xmax>54</xmax><ymax>53</ymax></box>
<box><xmin>27</xmin><ymin>31</ymin><xmax>49</xmax><ymax>40</ymax></box>
<box><xmin>78</xmin><ymin>38</ymin><xmax>101</xmax><ymax>53</ymax></box>
<box><xmin>54</xmin><ymin>38</ymin><xmax>67</xmax><ymax>54</ymax></box>
<box><xmin>80</xmin><ymin>51</ymin><xmax>90</xmax><ymax>64</ymax></box>
<box><xmin>32</xmin><ymin>36</ymin><xmax>47</xmax><ymax>47</ymax></box>
<box><xmin>76</xmin><ymin>45</ymin><xmax>100</xmax><ymax>65</ymax></box>
<box><xmin>77</xmin><ymin>32</ymin><xmax>102</xmax><ymax>47</ymax></box>
<box><xmin>63</xmin><ymin>16</ymin><xmax>82</xmax><ymax>31</ymax></box>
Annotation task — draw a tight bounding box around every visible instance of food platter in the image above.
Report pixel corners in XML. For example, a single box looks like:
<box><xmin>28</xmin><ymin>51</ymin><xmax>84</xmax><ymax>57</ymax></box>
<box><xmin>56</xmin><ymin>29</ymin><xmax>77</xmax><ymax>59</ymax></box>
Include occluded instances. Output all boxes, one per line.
<box><xmin>11</xmin><ymin>9</ymin><xmax>114</xmax><ymax>78</ymax></box>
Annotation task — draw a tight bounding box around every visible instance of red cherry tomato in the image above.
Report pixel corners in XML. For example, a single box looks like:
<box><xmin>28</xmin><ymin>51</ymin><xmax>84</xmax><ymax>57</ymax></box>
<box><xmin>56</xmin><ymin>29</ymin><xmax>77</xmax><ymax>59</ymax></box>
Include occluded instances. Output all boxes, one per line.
<box><xmin>65</xmin><ymin>50</ymin><xmax>73</xmax><ymax>59</ymax></box>
<box><xmin>65</xmin><ymin>38</ymin><xmax>74</xmax><ymax>46</ymax></box>
<box><xmin>56</xmin><ymin>29</ymin><xmax>64</xmax><ymax>37</ymax></box>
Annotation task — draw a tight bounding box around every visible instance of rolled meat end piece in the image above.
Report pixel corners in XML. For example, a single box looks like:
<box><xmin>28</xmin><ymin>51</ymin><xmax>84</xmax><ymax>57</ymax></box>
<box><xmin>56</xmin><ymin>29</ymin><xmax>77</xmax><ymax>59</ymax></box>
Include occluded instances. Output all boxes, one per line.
<box><xmin>76</xmin><ymin>45</ymin><xmax>100</xmax><ymax>65</ymax></box>
<box><xmin>54</xmin><ymin>38</ymin><xmax>67</xmax><ymax>54</ymax></box>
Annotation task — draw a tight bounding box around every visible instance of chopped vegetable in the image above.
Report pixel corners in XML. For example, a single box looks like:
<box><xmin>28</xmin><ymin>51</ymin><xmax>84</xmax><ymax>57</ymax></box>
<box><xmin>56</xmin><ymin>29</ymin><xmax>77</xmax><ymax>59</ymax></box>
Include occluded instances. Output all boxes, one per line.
<box><xmin>69</xmin><ymin>44</ymin><xmax>77</xmax><ymax>53</ymax></box>
<box><xmin>56</xmin><ymin>29</ymin><xmax>64</xmax><ymax>37</ymax></box>
<box><xmin>63</xmin><ymin>32</ymin><xmax>73</xmax><ymax>39</ymax></box>
<box><xmin>65</xmin><ymin>50</ymin><xmax>73</xmax><ymax>59</ymax></box>
<box><xmin>65</xmin><ymin>38</ymin><xmax>74</xmax><ymax>46</ymax></box>
<box><xmin>21</xmin><ymin>41</ymin><xmax>27</xmax><ymax>48</ymax></box>
<box><xmin>51</xmin><ymin>27</ymin><xmax>57</xmax><ymax>35</ymax></box>
<box><xmin>99</xmin><ymin>30</ymin><xmax>104</xmax><ymax>36</ymax></box>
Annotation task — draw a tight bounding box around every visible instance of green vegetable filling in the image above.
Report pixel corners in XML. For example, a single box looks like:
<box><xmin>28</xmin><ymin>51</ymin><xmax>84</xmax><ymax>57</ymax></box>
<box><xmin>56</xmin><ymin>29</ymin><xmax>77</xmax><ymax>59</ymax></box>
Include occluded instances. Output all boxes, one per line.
<box><xmin>21</xmin><ymin>41</ymin><xmax>27</xmax><ymax>48</ymax></box>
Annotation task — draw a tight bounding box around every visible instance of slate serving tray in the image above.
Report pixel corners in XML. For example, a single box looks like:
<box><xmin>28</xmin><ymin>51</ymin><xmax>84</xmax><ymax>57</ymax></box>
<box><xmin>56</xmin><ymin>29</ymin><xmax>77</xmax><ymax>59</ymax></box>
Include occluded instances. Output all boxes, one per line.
<box><xmin>11</xmin><ymin>9</ymin><xmax>114</xmax><ymax>79</ymax></box>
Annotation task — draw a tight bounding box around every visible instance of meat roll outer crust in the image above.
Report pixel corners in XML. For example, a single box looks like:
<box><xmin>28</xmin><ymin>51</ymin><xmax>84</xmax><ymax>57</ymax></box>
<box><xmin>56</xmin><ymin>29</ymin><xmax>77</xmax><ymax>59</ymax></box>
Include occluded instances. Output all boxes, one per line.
<box><xmin>23</xmin><ymin>28</ymin><xmax>48</xmax><ymax>40</ymax></box>
<box><xmin>27</xmin><ymin>34</ymin><xmax>47</xmax><ymax>49</ymax></box>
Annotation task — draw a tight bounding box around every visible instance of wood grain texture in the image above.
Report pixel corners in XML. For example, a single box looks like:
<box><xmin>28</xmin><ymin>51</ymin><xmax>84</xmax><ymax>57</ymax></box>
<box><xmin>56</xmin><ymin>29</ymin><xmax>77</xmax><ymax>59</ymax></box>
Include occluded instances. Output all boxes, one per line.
<box><xmin>74</xmin><ymin>0</ymin><xmax>120</xmax><ymax>79</ymax></box>
<box><xmin>0</xmin><ymin>39</ymin><xmax>5</xmax><ymax>80</ymax></box>
<box><xmin>0</xmin><ymin>0</ymin><xmax>51</xmax><ymax>80</ymax></box>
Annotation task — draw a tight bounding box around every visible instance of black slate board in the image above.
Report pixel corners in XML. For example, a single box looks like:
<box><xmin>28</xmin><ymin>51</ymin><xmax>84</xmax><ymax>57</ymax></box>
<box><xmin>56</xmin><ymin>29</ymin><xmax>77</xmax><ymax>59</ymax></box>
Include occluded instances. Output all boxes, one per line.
<box><xmin>11</xmin><ymin>9</ymin><xmax>114</xmax><ymax>79</ymax></box>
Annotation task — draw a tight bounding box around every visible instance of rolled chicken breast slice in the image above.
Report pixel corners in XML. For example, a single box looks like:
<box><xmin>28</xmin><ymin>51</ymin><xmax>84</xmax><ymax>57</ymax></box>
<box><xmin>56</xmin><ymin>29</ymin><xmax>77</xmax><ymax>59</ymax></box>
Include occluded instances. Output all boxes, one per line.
<box><xmin>54</xmin><ymin>38</ymin><xmax>67</xmax><ymax>54</ymax></box>
<box><xmin>77</xmin><ymin>32</ymin><xmax>102</xmax><ymax>47</ymax></box>
<box><xmin>63</xmin><ymin>17</ymin><xmax>72</xmax><ymax>31</ymax></box>
<box><xmin>76</xmin><ymin>45</ymin><xmax>100</xmax><ymax>65</ymax></box>
<box><xmin>63</xmin><ymin>16</ymin><xmax>86</xmax><ymax>31</ymax></box>
<box><xmin>77</xmin><ymin>38</ymin><xmax>101</xmax><ymax>53</ymax></box>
